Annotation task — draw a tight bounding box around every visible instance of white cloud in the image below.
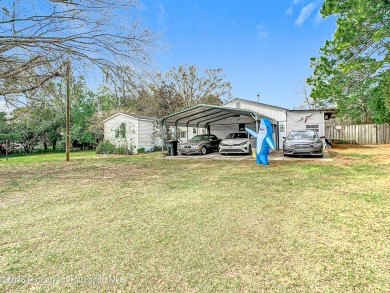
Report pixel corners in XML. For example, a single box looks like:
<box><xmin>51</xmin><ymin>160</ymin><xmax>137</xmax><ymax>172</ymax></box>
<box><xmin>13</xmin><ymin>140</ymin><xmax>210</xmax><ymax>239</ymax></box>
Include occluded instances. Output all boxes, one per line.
<box><xmin>294</xmin><ymin>2</ymin><xmax>317</xmax><ymax>26</ymax></box>
<box><xmin>256</xmin><ymin>24</ymin><xmax>269</xmax><ymax>39</ymax></box>
<box><xmin>285</xmin><ymin>6</ymin><xmax>294</xmax><ymax>16</ymax></box>
<box><xmin>157</xmin><ymin>3</ymin><xmax>168</xmax><ymax>24</ymax></box>
<box><xmin>314</xmin><ymin>9</ymin><xmax>324</xmax><ymax>25</ymax></box>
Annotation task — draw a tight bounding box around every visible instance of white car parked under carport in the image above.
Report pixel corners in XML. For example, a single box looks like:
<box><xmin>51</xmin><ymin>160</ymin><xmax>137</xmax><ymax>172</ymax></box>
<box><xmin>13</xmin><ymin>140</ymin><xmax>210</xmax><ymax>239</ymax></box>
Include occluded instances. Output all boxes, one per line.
<box><xmin>219</xmin><ymin>132</ymin><xmax>252</xmax><ymax>155</ymax></box>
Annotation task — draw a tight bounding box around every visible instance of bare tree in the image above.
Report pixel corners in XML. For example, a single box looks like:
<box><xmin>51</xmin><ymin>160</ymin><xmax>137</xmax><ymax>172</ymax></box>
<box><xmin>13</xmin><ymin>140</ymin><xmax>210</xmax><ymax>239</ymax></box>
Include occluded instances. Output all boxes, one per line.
<box><xmin>134</xmin><ymin>65</ymin><xmax>233</xmax><ymax>118</ymax></box>
<box><xmin>295</xmin><ymin>79</ymin><xmax>326</xmax><ymax>110</ymax></box>
<box><xmin>163</xmin><ymin>65</ymin><xmax>232</xmax><ymax>108</ymax></box>
<box><xmin>296</xmin><ymin>85</ymin><xmax>313</xmax><ymax>110</ymax></box>
<box><xmin>0</xmin><ymin>0</ymin><xmax>157</xmax><ymax>105</ymax></box>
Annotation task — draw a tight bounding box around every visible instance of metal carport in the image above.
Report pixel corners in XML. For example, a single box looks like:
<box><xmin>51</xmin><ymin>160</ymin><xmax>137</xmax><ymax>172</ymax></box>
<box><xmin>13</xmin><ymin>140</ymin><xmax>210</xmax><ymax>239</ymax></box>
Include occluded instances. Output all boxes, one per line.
<box><xmin>161</xmin><ymin>104</ymin><xmax>278</xmax><ymax>147</ymax></box>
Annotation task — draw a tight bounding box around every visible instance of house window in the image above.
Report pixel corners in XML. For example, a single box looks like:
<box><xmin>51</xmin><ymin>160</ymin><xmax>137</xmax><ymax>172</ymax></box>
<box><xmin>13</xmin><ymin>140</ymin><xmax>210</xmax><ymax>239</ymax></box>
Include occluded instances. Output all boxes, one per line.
<box><xmin>115</xmin><ymin>123</ymin><xmax>126</xmax><ymax>138</ymax></box>
<box><xmin>193</xmin><ymin>127</ymin><xmax>197</xmax><ymax>134</ymax></box>
<box><xmin>180</xmin><ymin>130</ymin><xmax>187</xmax><ymax>139</ymax></box>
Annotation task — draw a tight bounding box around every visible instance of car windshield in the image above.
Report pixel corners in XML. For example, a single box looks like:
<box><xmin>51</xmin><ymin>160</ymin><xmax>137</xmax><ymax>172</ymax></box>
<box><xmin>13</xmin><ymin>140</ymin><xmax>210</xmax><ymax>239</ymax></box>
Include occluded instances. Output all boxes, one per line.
<box><xmin>190</xmin><ymin>135</ymin><xmax>207</xmax><ymax>142</ymax></box>
<box><xmin>287</xmin><ymin>130</ymin><xmax>318</xmax><ymax>140</ymax></box>
<box><xmin>225</xmin><ymin>133</ymin><xmax>248</xmax><ymax>139</ymax></box>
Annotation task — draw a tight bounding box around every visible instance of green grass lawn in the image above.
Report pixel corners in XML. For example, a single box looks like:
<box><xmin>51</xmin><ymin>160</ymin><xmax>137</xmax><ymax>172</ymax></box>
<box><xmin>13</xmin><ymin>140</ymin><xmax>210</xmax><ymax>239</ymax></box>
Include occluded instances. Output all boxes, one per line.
<box><xmin>0</xmin><ymin>147</ymin><xmax>389</xmax><ymax>292</ymax></box>
<box><xmin>0</xmin><ymin>150</ymin><xmax>96</xmax><ymax>164</ymax></box>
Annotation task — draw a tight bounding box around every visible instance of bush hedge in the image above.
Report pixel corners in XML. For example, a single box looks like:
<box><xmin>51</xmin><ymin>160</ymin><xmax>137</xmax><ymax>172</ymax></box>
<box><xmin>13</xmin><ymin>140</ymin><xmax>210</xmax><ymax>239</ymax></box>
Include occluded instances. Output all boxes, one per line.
<box><xmin>96</xmin><ymin>141</ymin><xmax>162</xmax><ymax>155</ymax></box>
<box><xmin>137</xmin><ymin>147</ymin><xmax>146</xmax><ymax>154</ymax></box>
<box><xmin>96</xmin><ymin>141</ymin><xmax>118</xmax><ymax>154</ymax></box>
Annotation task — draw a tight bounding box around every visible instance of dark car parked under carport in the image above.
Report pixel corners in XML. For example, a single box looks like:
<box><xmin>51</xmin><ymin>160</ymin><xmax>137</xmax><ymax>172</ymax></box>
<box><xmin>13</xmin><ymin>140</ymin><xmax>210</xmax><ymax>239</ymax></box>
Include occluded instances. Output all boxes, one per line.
<box><xmin>178</xmin><ymin>134</ymin><xmax>221</xmax><ymax>155</ymax></box>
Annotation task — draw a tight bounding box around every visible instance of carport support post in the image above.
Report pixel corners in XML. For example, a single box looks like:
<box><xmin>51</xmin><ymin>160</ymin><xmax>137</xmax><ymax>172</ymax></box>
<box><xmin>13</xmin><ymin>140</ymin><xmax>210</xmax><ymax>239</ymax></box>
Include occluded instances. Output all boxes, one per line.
<box><xmin>174</xmin><ymin>123</ymin><xmax>178</xmax><ymax>140</ymax></box>
<box><xmin>186</xmin><ymin>122</ymin><xmax>189</xmax><ymax>142</ymax></box>
<box><xmin>160</xmin><ymin>120</ymin><xmax>165</xmax><ymax>152</ymax></box>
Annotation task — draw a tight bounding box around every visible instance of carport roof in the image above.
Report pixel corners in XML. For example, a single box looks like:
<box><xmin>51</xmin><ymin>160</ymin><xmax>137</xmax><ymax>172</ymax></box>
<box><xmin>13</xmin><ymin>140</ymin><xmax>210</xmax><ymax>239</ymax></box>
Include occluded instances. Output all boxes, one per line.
<box><xmin>161</xmin><ymin>104</ymin><xmax>276</xmax><ymax>127</ymax></box>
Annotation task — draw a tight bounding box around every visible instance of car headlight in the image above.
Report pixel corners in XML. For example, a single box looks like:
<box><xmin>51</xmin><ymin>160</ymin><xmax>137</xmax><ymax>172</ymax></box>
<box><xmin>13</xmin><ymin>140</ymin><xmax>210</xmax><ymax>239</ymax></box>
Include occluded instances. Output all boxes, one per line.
<box><xmin>285</xmin><ymin>142</ymin><xmax>293</xmax><ymax>147</ymax></box>
<box><xmin>239</xmin><ymin>141</ymin><xmax>248</xmax><ymax>146</ymax></box>
<box><xmin>314</xmin><ymin>141</ymin><xmax>323</xmax><ymax>147</ymax></box>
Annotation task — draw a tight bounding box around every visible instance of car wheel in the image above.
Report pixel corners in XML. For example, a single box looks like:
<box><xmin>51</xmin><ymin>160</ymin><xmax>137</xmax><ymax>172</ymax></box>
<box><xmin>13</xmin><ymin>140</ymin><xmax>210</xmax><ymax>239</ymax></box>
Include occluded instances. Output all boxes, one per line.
<box><xmin>201</xmin><ymin>146</ymin><xmax>207</xmax><ymax>155</ymax></box>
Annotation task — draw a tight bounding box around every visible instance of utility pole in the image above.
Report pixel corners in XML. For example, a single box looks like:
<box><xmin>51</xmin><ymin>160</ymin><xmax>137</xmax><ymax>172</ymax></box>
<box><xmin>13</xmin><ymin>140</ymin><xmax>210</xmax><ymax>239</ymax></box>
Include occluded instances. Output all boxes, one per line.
<box><xmin>65</xmin><ymin>60</ymin><xmax>70</xmax><ymax>161</ymax></box>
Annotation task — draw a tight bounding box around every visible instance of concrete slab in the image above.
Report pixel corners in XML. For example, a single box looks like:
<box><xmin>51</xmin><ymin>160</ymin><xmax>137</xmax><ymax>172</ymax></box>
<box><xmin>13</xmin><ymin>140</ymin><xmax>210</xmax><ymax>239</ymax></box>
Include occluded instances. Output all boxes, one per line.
<box><xmin>269</xmin><ymin>150</ymin><xmax>332</xmax><ymax>162</ymax></box>
<box><xmin>163</xmin><ymin>150</ymin><xmax>332</xmax><ymax>161</ymax></box>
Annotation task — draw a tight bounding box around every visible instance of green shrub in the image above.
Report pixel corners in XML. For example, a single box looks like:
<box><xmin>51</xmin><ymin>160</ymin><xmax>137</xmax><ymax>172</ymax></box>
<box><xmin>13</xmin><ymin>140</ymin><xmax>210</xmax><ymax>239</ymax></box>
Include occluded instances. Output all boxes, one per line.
<box><xmin>137</xmin><ymin>147</ymin><xmax>146</xmax><ymax>154</ymax></box>
<box><xmin>152</xmin><ymin>145</ymin><xmax>162</xmax><ymax>152</ymax></box>
<box><xmin>7</xmin><ymin>149</ymin><xmax>28</xmax><ymax>156</ymax></box>
<box><xmin>96</xmin><ymin>141</ymin><xmax>117</xmax><ymax>154</ymax></box>
<box><xmin>116</xmin><ymin>146</ymin><xmax>131</xmax><ymax>155</ymax></box>
<box><xmin>0</xmin><ymin>147</ymin><xmax>69</xmax><ymax>157</ymax></box>
<box><xmin>96</xmin><ymin>141</ymin><xmax>134</xmax><ymax>155</ymax></box>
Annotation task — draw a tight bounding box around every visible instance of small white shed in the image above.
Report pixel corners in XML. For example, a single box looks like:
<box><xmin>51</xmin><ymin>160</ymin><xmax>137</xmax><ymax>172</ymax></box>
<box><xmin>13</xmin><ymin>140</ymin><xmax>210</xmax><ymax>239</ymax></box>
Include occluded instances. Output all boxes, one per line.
<box><xmin>103</xmin><ymin>113</ymin><xmax>162</xmax><ymax>152</ymax></box>
<box><xmin>286</xmin><ymin>110</ymin><xmax>326</xmax><ymax>138</ymax></box>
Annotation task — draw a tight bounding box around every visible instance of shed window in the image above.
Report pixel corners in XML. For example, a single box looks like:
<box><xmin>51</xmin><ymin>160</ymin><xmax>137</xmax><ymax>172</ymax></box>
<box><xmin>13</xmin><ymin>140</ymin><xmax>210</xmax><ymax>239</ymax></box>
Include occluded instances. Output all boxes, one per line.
<box><xmin>306</xmin><ymin>124</ymin><xmax>319</xmax><ymax>132</ymax></box>
<box><xmin>180</xmin><ymin>130</ymin><xmax>187</xmax><ymax>139</ymax></box>
<box><xmin>115</xmin><ymin>123</ymin><xmax>126</xmax><ymax>138</ymax></box>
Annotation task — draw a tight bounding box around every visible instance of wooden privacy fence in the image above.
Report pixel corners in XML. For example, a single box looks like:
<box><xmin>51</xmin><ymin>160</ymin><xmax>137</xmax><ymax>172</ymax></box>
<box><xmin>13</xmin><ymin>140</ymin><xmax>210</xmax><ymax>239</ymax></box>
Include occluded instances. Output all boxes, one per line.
<box><xmin>326</xmin><ymin>123</ymin><xmax>390</xmax><ymax>145</ymax></box>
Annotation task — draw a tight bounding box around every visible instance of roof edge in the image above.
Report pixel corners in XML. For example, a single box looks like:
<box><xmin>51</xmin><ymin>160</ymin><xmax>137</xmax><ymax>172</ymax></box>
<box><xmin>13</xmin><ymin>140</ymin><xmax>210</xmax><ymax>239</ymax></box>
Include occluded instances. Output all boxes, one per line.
<box><xmin>225</xmin><ymin>98</ymin><xmax>288</xmax><ymax>111</ymax></box>
<box><xmin>161</xmin><ymin>104</ymin><xmax>277</xmax><ymax>126</ymax></box>
<box><xmin>103</xmin><ymin>112</ymin><xmax>157</xmax><ymax>122</ymax></box>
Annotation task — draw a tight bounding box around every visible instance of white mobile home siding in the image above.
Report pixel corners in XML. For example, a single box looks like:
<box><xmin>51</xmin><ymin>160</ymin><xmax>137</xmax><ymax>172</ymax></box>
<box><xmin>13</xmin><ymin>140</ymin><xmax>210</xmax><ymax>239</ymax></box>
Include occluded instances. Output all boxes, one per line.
<box><xmin>138</xmin><ymin>119</ymin><xmax>162</xmax><ymax>150</ymax></box>
<box><xmin>104</xmin><ymin>113</ymin><xmax>162</xmax><ymax>152</ymax></box>
<box><xmin>104</xmin><ymin>114</ymin><xmax>138</xmax><ymax>148</ymax></box>
<box><xmin>176</xmin><ymin>126</ymin><xmax>206</xmax><ymax>142</ymax></box>
<box><xmin>209</xmin><ymin>116</ymin><xmax>257</xmax><ymax>140</ymax></box>
<box><xmin>224</xmin><ymin>99</ymin><xmax>287</xmax><ymax>122</ymax></box>
<box><xmin>224</xmin><ymin>99</ymin><xmax>287</xmax><ymax>149</ymax></box>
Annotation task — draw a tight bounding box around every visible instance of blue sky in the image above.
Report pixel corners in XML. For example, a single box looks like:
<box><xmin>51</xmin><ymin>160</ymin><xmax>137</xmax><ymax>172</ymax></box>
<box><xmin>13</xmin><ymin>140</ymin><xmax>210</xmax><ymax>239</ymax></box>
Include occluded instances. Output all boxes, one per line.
<box><xmin>141</xmin><ymin>0</ymin><xmax>337</xmax><ymax>109</ymax></box>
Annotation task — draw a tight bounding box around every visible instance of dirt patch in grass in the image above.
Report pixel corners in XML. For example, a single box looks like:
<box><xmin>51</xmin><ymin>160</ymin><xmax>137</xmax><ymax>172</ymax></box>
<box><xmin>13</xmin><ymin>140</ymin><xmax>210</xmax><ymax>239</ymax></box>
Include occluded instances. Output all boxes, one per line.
<box><xmin>330</xmin><ymin>144</ymin><xmax>390</xmax><ymax>165</ymax></box>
